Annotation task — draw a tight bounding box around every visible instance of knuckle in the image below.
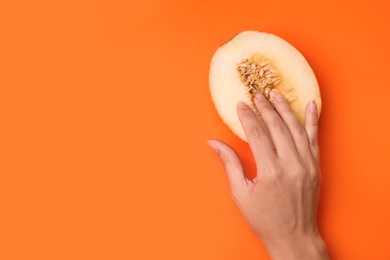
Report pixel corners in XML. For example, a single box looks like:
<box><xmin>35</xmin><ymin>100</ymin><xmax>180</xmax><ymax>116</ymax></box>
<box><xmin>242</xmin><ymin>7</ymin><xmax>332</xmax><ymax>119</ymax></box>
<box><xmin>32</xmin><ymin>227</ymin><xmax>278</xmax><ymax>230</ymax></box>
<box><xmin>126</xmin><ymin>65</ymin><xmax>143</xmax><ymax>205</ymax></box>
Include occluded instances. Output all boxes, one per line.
<box><xmin>293</xmin><ymin>124</ymin><xmax>306</xmax><ymax>136</ymax></box>
<box><xmin>290</xmin><ymin>160</ymin><xmax>320</xmax><ymax>184</ymax></box>
<box><xmin>248</xmin><ymin>125</ymin><xmax>266</xmax><ymax>139</ymax></box>
<box><xmin>267</xmin><ymin>163</ymin><xmax>283</xmax><ymax>177</ymax></box>
<box><xmin>238</xmin><ymin>106</ymin><xmax>255</xmax><ymax>122</ymax></box>
<box><xmin>219</xmin><ymin>152</ymin><xmax>231</xmax><ymax>168</ymax></box>
<box><xmin>310</xmin><ymin>138</ymin><xmax>319</xmax><ymax>147</ymax></box>
<box><xmin>309</xmin><ymin>172</ymin><xmax>320</xmax><ymax>184</ymax></box>
<box><xmin>265</xmin><ymin>165</ymin><xmax>284</xmax><ymax>185</ymax></box>
<box><xmin>284</xmin><ymin>161</ymin><xmax>306</xmax><ymax>180</ymax></box>
<box><xmin>271</xmin><ymin>120</ymin><xmax>288</xmax><ymax>133</ymax></box>
<box><xmin>309</xmin><ymin>118</ymin><xmax>319</xmax><ymax>127</ymax></box>
<box><xmin>292</xmin><ymin>165</ymin><xmax>306</xmax><ymax>179</ymax></box>
<box><xmin>308</xmin><ymin>162</ymin><xmax>320</xmax><ymax>182</ymax></box>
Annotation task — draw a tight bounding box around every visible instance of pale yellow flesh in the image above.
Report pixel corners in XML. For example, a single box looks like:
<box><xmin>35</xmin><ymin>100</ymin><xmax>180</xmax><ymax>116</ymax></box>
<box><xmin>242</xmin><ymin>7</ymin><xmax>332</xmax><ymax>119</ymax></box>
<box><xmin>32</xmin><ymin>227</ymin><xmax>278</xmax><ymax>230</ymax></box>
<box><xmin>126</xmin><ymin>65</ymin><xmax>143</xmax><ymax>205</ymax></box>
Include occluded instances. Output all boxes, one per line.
<box><xmin>209</xmin><ymin>31</ymin><xmax>321</xmax><ymax>142</ymax></box>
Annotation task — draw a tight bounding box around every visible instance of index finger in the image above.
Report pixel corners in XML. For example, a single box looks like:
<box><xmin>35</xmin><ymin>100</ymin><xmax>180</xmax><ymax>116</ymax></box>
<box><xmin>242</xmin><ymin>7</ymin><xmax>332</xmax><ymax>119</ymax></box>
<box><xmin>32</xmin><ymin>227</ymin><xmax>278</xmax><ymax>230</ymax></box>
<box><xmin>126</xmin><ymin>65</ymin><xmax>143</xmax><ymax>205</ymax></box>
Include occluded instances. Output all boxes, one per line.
<box><xmin>237</xmin><ymin>102</ymin><xmax>277</xmax><ymax>169</ymax></box>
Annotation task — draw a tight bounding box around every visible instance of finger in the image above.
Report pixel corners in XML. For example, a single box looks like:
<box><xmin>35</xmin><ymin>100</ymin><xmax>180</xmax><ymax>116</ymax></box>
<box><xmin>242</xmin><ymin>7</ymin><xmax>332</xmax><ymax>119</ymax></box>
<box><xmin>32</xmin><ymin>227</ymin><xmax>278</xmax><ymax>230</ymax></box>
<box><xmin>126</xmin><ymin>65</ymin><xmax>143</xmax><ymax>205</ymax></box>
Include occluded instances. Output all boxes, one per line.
<box><xmin>304</xmin><ymin>100</ymin><xmax>320</xmax><ymax>163</ymax></box>
<box><xmin>272</xmin><ymin>91</ymin><xmax>312</xmax><ymax>159</ymax></box>
<box><xmin>237</xmin><ymin>101</ymin><xmax>277</xmax><ymax>166</ymax></box>
<box><xmin>254</xmin><ymin>93</ymin><xmax>297</xmax><ymax>159</ymax></box>
<box><xmin>207</xmin><ymin>139</ymin><xmax>251</xmax><ymax>190</ymax></box>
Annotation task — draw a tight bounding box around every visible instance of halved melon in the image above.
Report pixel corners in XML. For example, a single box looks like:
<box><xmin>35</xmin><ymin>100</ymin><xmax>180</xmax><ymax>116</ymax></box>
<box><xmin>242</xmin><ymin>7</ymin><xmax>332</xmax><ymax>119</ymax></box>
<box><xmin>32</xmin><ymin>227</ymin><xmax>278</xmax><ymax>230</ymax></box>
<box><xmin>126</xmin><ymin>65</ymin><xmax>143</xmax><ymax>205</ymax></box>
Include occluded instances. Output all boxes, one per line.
<box><xmin>209</xmin><ymin>31</ymin><xmax>321</xmax><ymax>142</ymax></box>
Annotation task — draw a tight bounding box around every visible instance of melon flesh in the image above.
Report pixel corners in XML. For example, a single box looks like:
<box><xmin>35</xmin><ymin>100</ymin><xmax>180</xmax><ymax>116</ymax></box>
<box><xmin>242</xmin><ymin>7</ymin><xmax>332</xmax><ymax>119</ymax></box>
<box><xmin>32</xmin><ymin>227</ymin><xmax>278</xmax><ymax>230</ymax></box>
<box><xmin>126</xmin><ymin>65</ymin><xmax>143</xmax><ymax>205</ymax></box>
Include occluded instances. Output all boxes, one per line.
<box><xmin>209</xmin><ymin>31</ymin><xmax>321</xmax><ymax>142</ymax></box>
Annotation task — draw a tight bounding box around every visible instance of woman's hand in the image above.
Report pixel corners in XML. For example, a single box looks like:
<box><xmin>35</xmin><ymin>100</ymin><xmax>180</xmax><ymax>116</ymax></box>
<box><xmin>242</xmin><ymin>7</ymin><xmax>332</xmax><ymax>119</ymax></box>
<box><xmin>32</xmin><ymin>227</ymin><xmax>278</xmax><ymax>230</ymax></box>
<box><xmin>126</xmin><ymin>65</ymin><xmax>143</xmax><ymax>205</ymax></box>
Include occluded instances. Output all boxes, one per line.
<box><xmin>208</xmin><ymin>92</ymin><xmax>329</xmax><ymax>260</ymax></box>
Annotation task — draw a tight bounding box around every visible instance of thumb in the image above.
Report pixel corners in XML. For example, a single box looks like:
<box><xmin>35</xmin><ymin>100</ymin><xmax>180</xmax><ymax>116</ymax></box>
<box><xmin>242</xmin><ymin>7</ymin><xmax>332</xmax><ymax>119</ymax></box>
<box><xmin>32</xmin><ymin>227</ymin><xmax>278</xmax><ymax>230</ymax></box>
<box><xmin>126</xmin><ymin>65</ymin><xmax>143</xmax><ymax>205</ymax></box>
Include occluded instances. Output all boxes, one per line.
<box><xmin>207</xmin><ymin>139</ymin><xmax>250</xmax><ymax>190</ymax></box>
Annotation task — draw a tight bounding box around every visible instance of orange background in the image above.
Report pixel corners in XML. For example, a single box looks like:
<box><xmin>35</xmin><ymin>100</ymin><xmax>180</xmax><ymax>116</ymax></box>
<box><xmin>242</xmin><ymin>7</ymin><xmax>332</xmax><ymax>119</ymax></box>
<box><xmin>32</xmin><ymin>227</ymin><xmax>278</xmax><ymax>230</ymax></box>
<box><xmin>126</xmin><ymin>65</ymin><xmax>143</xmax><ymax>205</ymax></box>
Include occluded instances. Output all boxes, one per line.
<box><xmin>1</xmin><ymin>0</ymin><xmax>390</xmax><ymax>259</ymax></box>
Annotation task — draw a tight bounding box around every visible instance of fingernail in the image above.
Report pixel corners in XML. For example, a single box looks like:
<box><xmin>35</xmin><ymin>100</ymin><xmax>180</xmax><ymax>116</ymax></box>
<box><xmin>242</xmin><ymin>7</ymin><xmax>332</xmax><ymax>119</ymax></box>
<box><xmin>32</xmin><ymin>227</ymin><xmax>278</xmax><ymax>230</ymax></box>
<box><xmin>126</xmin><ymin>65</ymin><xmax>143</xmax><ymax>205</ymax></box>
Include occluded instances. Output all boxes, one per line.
<box><xmin>237</xmin><ymin>101</ymin><xmax>248</xmax><ymax>109</ymax></box>
<box><xmin>309</xmin><ymin>100</ymin><xmax>317</xmax><ymax>114</ymax></box>
<box><xmin>255</xmin><ymin>93</ymin><xmax>267</xmax><ymax>101</ymax></box>
<box><xmin>274</xmin><ymin>92</ymin><xmax>284</xmax><ymax>102</ymax></box>
<box><xmin>207</xmin><ymin>140</ymin><xmax>219</xmax><ymax>153</ymax></box>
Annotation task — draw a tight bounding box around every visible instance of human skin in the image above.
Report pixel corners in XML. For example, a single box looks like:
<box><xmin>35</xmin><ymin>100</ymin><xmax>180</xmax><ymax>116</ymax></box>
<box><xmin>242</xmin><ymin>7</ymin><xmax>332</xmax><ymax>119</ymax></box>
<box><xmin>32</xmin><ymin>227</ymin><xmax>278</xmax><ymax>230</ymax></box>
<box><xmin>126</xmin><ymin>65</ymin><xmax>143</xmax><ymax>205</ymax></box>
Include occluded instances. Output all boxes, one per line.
<box><xmin>208</xmin><ymin>92</ymin><xmax>329</xmax><ymax>259</ymax></box>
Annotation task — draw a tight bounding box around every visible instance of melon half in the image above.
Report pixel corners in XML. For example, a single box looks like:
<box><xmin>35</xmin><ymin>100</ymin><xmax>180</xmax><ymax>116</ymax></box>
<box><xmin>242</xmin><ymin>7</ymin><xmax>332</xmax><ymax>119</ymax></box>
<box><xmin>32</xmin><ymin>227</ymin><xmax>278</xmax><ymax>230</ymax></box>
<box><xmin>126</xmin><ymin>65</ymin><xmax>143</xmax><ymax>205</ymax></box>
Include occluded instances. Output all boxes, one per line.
<box><xmin>209</xmin><ymin>31</ymin><xmax>321</xmax><ymax>141</ymax></box>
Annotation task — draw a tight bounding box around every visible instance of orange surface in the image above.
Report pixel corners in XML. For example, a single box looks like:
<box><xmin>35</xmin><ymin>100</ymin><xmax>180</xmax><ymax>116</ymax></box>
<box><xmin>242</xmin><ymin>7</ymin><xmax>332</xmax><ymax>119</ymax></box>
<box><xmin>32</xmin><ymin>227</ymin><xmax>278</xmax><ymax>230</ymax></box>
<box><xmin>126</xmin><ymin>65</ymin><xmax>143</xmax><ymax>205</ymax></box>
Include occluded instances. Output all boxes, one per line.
<box><xmin>1</xmin><ymin>0</ymin><xmax>390</xmax><ymax>259</ymax></box>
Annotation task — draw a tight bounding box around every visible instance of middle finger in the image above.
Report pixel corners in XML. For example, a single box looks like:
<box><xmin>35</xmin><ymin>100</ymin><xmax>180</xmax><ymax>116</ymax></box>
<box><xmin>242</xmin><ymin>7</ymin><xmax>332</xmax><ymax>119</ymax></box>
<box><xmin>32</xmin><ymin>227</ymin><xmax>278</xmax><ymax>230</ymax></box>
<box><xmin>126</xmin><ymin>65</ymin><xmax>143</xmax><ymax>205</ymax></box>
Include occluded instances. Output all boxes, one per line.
<box><xmin>254</xmin><ymin>93</ymin><xmax>298</xmax><ymax>159</ymax></box>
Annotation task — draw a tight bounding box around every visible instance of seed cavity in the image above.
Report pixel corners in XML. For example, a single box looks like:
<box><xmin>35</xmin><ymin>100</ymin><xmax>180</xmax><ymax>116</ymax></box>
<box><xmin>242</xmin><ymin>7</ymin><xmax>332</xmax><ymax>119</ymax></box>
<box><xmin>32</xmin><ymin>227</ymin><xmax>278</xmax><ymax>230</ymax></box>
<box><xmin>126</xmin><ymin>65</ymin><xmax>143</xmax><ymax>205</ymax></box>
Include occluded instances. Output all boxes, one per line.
<box><xmin>237</xmin><ymin>55</ymin><xmax>284</xmax><ymax>105</ymax></box>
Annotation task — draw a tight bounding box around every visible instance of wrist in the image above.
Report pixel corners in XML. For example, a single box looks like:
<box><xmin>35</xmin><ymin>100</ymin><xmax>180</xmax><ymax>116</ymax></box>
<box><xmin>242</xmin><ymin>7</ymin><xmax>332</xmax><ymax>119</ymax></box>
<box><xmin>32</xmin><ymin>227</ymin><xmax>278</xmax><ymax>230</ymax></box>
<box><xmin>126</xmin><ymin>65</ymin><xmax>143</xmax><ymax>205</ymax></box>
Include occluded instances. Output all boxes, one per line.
<box><xmin>263</xmin><ymin>232</ymin><xmax>329</xmax><ymax>260</ymax></box>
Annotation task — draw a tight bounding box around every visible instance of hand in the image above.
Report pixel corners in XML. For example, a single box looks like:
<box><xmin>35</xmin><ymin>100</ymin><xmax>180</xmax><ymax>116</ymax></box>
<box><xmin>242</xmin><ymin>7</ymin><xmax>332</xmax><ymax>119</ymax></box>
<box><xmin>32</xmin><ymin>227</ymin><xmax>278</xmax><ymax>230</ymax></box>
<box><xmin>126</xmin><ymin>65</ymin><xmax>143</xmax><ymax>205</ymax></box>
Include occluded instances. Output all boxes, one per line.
<box><xmin>208</xmin><ymin>92</ymin><xmax>329</xmax><ymax>260</ymax></box>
